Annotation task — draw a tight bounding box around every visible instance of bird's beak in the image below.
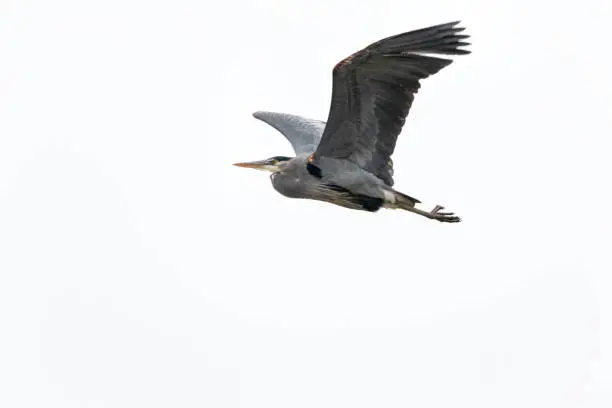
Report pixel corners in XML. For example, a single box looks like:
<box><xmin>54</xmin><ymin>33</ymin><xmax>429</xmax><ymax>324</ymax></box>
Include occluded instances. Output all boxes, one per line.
<box><xmin>233</xmin><ymin>160</ymin><xmax>266</xmax><ymax>169</ymax></box>
<box><xmin>233</xmin><ymin>160</ymin><xmax>278</xmax><ymax>172</ymax></box>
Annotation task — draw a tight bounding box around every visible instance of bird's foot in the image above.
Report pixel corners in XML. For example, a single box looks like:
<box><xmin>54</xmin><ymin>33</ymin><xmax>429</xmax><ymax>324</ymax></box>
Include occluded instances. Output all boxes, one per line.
<box><xmin>429</xmin><ymin>205</ymin><xmax>461</xmax><ymax>223</ymax></box>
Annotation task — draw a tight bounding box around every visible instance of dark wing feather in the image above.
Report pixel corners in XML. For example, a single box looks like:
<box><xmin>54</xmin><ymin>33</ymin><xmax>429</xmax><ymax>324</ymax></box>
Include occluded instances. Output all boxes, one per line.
<box><xmin>311</xmin><ymin>21</ymin><xmax>471</xmax><ymax>186</ymax></box>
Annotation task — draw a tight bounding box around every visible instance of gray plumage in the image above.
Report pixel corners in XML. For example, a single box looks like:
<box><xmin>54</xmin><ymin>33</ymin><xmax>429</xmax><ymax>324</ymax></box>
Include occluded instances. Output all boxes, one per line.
<box><xmin>252</xmin><ymin>111</ymin><xmax>325</xmax><ymax>155</ymax></box>
<box><xmin>234</xmin><ymin>21</ymin><xmax>471</xmax><ymax>223</ymax></box>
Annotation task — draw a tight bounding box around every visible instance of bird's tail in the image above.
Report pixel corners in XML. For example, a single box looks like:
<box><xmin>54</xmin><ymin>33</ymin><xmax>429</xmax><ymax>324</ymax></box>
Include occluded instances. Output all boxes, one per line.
<box><xmin>370</xmin><ymin>21</ymin><xmax>471</xmax><ymax>56</ymax></box>
<box><xmin>385</xmin><ymin>189</ymin><xmax>421</xmax><ymax>210</ymax></box>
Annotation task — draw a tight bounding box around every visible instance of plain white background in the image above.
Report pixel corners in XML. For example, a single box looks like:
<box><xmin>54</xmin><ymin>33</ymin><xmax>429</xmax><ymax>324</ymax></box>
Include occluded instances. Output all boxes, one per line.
<box><xmin>1</xmin><ymin>0</ymin><xmax>611</xmax><ymax>407</ymax></box>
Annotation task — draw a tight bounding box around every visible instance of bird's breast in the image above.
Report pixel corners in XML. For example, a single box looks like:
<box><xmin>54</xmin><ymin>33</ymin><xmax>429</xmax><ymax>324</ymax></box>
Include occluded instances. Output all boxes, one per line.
<box><xmin>270</xmin><ymin>171</ymin><xmax>306</xmax><ymax>199</ymax></box>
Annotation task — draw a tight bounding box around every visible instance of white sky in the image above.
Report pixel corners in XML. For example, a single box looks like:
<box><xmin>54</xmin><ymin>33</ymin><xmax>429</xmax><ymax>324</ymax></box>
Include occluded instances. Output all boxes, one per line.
<box><xmin>1</xmin><ymin>0</ymin><xmax>611</xmax><ymax>407</ymax></box>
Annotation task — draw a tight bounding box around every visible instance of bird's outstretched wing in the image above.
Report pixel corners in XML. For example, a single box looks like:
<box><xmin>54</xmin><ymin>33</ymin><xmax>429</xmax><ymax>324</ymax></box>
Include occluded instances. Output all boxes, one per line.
<box><xmin>253</xmin><ymin>111</ymin><xmax>326</xmax><ymax>156</ymax></box>
<box><xmin>310</xmin><ymin>21</ymin><xmax>471</xmax><ymax>186</ymax></box>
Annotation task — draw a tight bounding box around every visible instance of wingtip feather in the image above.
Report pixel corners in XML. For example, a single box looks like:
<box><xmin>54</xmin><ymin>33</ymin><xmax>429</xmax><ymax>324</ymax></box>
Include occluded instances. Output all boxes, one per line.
<box><xmin>252</xmin><ymin>110</ymin><xmax>269</xmax><ymax>119</ymax></box>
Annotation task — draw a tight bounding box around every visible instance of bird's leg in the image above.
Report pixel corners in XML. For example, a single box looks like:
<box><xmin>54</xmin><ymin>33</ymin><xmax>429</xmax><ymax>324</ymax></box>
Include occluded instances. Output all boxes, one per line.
<box><xmin>403</xmin><ymin>205</ymin><xmax>461</xmax><ymax>223</ymax></box>
<box><xmin>431</xmin><ymin>205</ymin><xmax>445</xmax><ymax>213</ymax></box>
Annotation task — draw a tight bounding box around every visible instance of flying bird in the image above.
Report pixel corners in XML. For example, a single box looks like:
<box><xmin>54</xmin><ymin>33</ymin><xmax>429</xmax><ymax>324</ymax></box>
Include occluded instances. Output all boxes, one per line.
<box><xmin>234</xmin><ymin>21</ymin><xmax>470</xmax><ymax>222</ymax></box>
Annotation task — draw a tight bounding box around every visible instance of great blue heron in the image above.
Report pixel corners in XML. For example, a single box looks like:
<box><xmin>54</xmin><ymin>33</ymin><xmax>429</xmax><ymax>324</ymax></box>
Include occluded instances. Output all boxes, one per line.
<box><xmin>234</xmin><ymin>21</ymin><xmax>470</xmax><ymax>223</ymax></box>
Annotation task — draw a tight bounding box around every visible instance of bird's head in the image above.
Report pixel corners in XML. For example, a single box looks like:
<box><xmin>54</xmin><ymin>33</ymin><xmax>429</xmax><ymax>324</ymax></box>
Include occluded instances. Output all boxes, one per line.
<box><xmin>233</xmin><ymin>156</ymin><xmax>292</xmax><ymax>173</ymax></box>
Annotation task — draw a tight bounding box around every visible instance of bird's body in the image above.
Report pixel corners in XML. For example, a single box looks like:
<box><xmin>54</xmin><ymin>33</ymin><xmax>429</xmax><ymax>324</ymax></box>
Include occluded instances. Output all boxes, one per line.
<box><xmin>234</xmin><ymin>21</ymin><xmax>471</xmax><ymax>223</ymax></box>
<box><xmin>270</xmin><ymin>153</ymin><xmax>419</xmax><ymax>212</ymax></box>
<box><xmin>270</xmin><ymin>154</ymin><xmax>388</xmax><ymax>211</ymax></box>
